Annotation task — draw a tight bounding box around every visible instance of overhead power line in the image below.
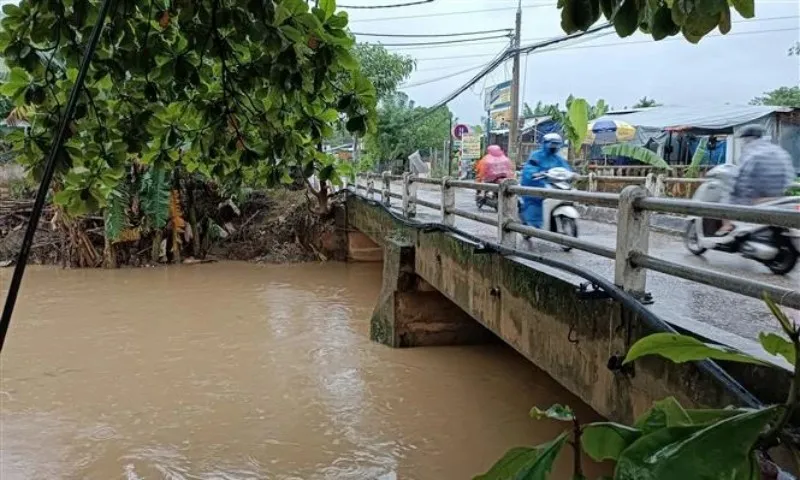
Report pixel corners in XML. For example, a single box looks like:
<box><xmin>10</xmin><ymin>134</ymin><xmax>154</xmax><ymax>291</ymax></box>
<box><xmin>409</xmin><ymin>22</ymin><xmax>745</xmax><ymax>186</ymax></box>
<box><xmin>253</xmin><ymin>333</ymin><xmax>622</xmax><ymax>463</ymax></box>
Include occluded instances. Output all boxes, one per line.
<box><xmin>349</xmin><ymin>2</ymin><xmax>556</xmax><ymax>23</ymax></box>
<box><xmin>365</xmin><ymin>34</ymin><xmax>511</xmax><ymax>47</ymax></box>
<box><xmin>340</xmin><ymin>0</ymin><xmax>434</xmax><ymax>8</ymax></box>
<box><xmin>352</xmin><ymin>28</ymin><xmax>513</xmax><ymax>37</ymax></box>
<box><xmin>409</xmin><ymin>24</ymin><xmax>800</xmax><ymax>61</ymax></box>
<box><xmin>424</xmin><ymin>23</ymin><xmax>613</xmax><ymax>114</ymax></box>
<box><xmin>383</xmin><ymin>15</ymin><xmax>800</xmax><ymax>51</ymax></box>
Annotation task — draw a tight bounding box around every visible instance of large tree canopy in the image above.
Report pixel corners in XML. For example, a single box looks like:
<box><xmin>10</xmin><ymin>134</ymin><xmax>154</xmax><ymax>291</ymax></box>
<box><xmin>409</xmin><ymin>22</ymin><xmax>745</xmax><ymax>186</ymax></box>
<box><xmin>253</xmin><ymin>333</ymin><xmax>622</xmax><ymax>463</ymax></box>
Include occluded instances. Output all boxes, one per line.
<box><xmin>0</xmin><ymin>0</ymin><xmax>376</xmax><ymax>214</ymax></box>
<box><xmin>352</xmin><ymin>43</ymin><xmax>414</xmax><ymax>102</ymax></box>
<box><xmin>559</xmin><ymin>0</ymin><xmax>755</xmax><ymax>44</ymax></box>
<box><xmin>366</xmin><ymin>92</ymin><xmax>450</xmax><ymax>165</ymax></box>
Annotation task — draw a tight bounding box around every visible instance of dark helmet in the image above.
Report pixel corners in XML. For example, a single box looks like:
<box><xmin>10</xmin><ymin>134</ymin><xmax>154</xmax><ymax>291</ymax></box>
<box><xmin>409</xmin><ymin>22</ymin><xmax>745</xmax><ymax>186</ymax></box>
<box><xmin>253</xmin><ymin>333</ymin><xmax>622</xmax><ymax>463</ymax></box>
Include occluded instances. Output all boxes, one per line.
<box><xmin>737</xmin><ymin>124</ymin><xmax>765</xmax><ymax>139</ymax></box>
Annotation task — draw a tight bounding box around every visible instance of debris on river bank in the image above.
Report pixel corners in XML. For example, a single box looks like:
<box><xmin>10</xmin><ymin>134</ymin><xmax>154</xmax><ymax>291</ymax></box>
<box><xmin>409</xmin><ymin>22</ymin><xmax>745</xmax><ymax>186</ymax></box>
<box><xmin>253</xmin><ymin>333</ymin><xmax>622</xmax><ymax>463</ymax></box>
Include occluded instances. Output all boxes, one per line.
<box><xmin>0</xmin><ymin>187</ymin><xmax>344</xmax><ymax>268</ymax></box>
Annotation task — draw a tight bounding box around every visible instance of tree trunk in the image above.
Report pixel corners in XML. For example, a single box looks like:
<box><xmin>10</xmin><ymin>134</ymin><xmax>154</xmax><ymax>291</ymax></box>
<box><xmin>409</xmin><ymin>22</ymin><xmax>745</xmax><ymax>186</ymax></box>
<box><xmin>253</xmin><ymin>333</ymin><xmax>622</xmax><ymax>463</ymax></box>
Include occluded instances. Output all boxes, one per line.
<box><xmin>151</xmin><ymin>230</ymin><xmax>162</xmax><ymax>263</ymax></box>
<box><xmin>187</xmin><ymin>183</ymin><xmax>201</xmax><ymax>258</ymax></box>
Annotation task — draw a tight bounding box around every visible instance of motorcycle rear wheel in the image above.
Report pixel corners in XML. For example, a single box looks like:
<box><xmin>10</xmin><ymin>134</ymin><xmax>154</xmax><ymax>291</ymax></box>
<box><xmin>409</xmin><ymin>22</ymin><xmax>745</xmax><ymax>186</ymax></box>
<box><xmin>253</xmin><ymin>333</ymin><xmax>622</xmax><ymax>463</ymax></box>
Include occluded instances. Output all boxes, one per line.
<box><xmin>766</xmin><ymin>242</ymin><xmax>798</xmax><ymax>275</ymax></box>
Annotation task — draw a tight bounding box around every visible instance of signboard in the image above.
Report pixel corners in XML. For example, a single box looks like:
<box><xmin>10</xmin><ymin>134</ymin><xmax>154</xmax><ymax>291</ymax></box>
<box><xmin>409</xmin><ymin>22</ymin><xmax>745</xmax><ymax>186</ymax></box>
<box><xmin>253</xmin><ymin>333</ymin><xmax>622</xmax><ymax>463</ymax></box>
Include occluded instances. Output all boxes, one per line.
<box><xmin>484</xmin><ymin>80</ymin><xmax>511</xmax><ymax>112</ymax></box>
<box><xmin>452</xmin><ymin>123</ymin><xmax>471</xmax><ymax>140</ymax></box>
<box><xmin>460</xmin><ymin>134</ymin><xmax>482</xmax><ymax>160</ymax></box>
<box><xmin>490</xmin><ymin>108</ymin><xmax>512</xmax><ymax>131</ymax></box>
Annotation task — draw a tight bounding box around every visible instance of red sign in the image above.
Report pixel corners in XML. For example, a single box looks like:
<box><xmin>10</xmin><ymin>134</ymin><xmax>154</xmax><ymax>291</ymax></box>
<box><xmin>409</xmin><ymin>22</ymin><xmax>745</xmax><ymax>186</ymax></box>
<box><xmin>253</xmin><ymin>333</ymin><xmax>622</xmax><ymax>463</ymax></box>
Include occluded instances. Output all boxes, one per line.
<box><xmin>452</xmin><ymin>123</ymin><xmax>471</xmax><ymax>140</ymax></box>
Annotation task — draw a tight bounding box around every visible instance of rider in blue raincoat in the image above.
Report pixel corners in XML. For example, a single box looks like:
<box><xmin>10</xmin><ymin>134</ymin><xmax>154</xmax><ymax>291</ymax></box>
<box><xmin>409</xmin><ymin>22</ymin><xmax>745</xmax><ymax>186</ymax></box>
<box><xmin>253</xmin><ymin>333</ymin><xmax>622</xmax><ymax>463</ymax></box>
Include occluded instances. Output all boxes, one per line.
<box><xmin>520</xmin><ymin>133</ymin><xmax>572</xmax><ymax>228</ymax></box>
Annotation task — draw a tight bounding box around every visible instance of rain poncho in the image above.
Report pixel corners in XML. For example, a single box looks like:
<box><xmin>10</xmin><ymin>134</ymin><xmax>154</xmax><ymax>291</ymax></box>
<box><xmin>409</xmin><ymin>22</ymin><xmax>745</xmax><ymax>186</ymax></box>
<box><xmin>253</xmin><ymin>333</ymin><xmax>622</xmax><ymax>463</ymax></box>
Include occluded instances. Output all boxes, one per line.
<box><xmin>478</xmin><ymin>145</ymin><xmax>514</xmax><ymax>183</ymax></box>
<box><xmin>731</xmin><ymin>138</ymin><xmax>795</xmax><ymax>204</ymax></box>
<box><xmin>519</xmin><ymin>146</ymin><xmax>572</xmax><ymax>228</ymax></box>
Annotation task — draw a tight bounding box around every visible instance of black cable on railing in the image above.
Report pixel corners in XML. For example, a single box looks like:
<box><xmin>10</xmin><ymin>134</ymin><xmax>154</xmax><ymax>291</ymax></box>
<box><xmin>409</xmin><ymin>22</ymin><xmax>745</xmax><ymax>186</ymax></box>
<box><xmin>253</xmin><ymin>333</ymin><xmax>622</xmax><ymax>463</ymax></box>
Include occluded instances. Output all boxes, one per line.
<box><xmin>348</xmin><ymin>188</ymin><xmax>764</xmax><ymax>409</ymax></box>
<box><xmin>0</xmin><ymin>0</ymin><xmax>114</xmax><ymax>354</ymax></box>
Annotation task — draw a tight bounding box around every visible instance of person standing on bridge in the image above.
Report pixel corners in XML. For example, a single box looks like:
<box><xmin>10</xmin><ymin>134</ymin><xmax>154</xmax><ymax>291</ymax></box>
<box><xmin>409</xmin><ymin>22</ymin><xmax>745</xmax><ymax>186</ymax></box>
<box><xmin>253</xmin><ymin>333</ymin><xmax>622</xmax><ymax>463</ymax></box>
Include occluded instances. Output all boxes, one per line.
<box><xmin>519</xmin><ymin>133</ymin><xmax>572</xmax><ymax>228</ymax></box>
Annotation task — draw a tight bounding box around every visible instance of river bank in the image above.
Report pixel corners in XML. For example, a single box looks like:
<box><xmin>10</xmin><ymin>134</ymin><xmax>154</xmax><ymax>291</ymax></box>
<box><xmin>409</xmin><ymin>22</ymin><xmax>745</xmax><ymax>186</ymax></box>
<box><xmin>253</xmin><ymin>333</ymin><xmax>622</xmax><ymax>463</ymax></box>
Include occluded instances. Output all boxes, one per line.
<box><xmin>0</xmin><ymin>187</ymin><xmax>344</xmax><ymax>268</ymax></box>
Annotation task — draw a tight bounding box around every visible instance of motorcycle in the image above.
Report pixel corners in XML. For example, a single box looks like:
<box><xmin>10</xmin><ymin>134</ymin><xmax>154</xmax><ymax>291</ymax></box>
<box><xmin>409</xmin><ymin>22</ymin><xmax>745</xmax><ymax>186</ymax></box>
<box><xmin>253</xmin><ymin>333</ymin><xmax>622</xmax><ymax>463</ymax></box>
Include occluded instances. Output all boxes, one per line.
<box><xmin>683</xmin><ymin>164</ymin><xmax>800</xmax><ymax>275</ymax></box>
<box><xmin>475</xmin><ymin>174</ymin><xmax>511</xmax><ymax>211</ymax></box>
<box><xmin>517</xmin><ymin>167</ymin><xmax>581</xmax><ymax>251</ymax></box>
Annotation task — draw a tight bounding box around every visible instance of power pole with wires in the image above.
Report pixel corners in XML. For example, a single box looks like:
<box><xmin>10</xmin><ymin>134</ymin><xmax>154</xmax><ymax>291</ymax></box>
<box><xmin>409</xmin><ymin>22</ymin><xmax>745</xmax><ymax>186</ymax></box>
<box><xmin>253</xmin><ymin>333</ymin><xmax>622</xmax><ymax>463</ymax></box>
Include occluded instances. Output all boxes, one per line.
<box><xmin>508</xmin><ymin>0</ymin><xmax>522</xmax><ymax>165</ymax></box>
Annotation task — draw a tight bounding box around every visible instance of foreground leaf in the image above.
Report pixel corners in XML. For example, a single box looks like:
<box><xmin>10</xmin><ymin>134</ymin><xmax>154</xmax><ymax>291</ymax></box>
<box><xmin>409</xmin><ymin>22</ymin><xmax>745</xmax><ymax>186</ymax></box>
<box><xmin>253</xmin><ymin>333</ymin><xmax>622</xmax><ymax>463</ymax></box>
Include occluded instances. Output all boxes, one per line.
<box><xmin>615</xmin><ymin>406</ymin><xmax>780</xmax><ymax>480</ymax></box>
<box><xmin>759</xmin><ymin>332</ymin><xmax>795</xmax><ymax>366</ymax></box>
<box><xmin>474</xmin><ymin>432</ymin><xmax>569</xmax><ymax>480</ymax></box>
<box><xmin>634</xmin><ymin>397</ymin><xmax>692</xmax><ymax>433</ymax></box>
<box><xmin>530</xmin><ymin>404</ymin><xmax>575</xmax><ymax>422</ymax></box>
<box><xmin>580</xmin><ymin>422</ymin><xmax>640</xmax><ymax>461</ymax></box>
<box><xmin>623</xmin><ymin>333</ymin><xmax>768</xmax><ymax>366</ymax></box>
<box><xmin>764</xmin><ymin>295</ymin><xmax>796</xmax><ymax>337</ymax></box>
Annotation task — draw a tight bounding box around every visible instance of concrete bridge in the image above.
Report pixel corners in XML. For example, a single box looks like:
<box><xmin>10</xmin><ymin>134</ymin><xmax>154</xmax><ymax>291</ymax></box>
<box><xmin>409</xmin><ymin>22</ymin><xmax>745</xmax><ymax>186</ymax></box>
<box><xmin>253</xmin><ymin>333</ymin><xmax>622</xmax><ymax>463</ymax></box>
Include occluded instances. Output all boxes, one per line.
<box><xmin>342</xmin><ymin>180</ymin><xmax>798</xmax><ymax>425</ymax></box>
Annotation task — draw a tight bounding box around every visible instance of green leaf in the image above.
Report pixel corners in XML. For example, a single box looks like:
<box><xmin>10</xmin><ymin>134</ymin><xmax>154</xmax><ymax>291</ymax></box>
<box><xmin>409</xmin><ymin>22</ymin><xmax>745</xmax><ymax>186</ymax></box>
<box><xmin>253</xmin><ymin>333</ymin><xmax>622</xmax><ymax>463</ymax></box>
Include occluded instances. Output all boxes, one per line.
<box><xmin>764</xmin><ymin>295</ymin><xmax>795</xmax><ymax>337</ymax></box>
<box><xmin>687</xmin><ymin>137</ymin><xmax>708</xmax><ymax>177</ymax></box>
<box><xmin>601</xmin><ymin>144</ymin><xmax>669</xmax><ymax>169</ymax></box>
<box><xmin>474</xmin><ymin>432</ymin><xmax>569</xmax><ymax>480</ymax></box>
<box><xmin>567</xmin><ymin>98</ymin><xmax>589</xmax><ymax>146</ymax></box>
<box><xmin>684</xmin><ymin>408</ymin><xmax>752</xmax><ymax>425</ymax></box>
<box><xmin>623</xmin><ymin>332</ymin><xmax>768</xmax><ymax>366</ymax></box>
<box><xmin>580</xmin><ymin>422</ymin><xmax>641</xmax><ymax>462</ymax></box>
<box><xmin>614</xmin><ymin>406</ymin><xmax>780</xmax><ymax>480</ymax></box>
<box><xmin>633</xmin><ymin>397</ymin><xmax>692</xmax><ymax>433</ymax></box>
<box><xmin>320</xmin><ymin>0</ymin><xmax>336</xmax><ymax>20</ymax></box>
<box><xmin>530</xmin><ymin>404</ymin><xmax>575</xmax><ymax>422</ymax></box>
<box><xmin>759</xmin><ymin>332</ymin><xmax>795</xmax><ymax>366</ymax></box>
<box><xmin>729</xmin><ymin>0</ymin><xmax>754</xmax><ymax>18</ymax></box>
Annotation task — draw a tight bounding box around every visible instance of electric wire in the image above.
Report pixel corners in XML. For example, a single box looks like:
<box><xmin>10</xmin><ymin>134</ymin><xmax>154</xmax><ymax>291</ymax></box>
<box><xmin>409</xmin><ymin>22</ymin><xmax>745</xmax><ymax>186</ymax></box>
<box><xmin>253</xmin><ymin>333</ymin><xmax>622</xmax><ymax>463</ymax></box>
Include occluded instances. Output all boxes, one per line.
<box><xmin>352</xmin><ymin>28</ymin><xmax>513</xmax><ymax>37</ymax></box>
<box><xmin>349</xmin><ymin>3</ymin><xmax>556</xmax><ymax>23</ymax></box>
<box><xmin>341</xmin><ymin>0</ymin><xmax>434</xmax><ymax>8</ymax></box>
<box><xmin>364</xmin><ymin>34</ymin><xmax>511</xmax><ymax>47</ymax></box>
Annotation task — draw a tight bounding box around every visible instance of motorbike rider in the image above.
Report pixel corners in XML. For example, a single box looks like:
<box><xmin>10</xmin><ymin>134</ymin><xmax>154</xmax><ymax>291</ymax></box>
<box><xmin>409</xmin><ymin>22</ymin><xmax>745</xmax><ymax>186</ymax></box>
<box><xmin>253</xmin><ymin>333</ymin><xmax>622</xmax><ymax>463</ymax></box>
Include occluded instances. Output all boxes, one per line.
<box><xmin>520</xmin><ymin>133</ymin><xmax>572</xmax><ymax>228</ymax></box>
<box><xmin>717</xmin><ymin>125</ymin><xmax>795</xmax><ymax>235</ymax></box>
<box><xmin>475</xmin><ymin>145</ymin><xmax>514</xmax><ymax>198</ymax></box>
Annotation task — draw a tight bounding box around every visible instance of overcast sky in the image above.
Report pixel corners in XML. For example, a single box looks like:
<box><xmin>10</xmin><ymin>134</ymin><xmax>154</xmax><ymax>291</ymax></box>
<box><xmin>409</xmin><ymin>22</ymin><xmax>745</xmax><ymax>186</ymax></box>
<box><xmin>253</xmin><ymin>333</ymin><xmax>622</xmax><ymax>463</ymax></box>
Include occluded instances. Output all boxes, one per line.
<box><xmin>344</xmin><ymin>0</ymin><xmax>800</xmax><ymax>124</ymax></box>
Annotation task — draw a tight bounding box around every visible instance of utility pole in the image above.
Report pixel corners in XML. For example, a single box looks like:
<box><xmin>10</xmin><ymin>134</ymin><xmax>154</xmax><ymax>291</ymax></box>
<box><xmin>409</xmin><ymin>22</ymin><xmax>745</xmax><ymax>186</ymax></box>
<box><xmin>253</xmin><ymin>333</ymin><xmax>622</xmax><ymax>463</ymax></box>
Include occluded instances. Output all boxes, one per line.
<box><xmin>508</xmin><ymin>0</ymin><xmax>522</xmax><ymax>165</ymax></box>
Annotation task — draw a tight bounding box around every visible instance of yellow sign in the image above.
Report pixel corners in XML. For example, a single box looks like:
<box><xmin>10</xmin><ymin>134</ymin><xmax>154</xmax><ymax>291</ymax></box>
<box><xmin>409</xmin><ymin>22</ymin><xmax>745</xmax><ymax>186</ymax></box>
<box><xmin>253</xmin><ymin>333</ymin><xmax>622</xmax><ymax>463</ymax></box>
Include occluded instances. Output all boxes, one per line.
<box><xmin>491</xmin><ymin>108</ymin><xmax>511</xmax><ymax>130</ymax></box>
<box><xmin>461</xmin><ymin>134</ymin><xmax>482</xmax><ymax>160</ymax></box>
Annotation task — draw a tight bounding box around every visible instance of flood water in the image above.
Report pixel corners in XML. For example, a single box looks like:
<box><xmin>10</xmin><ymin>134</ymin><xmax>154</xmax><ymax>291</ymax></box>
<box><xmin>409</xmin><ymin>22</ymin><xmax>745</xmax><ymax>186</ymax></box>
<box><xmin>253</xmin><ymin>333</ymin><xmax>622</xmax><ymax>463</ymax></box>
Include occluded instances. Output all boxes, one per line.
<box><xmin>1</xmin><ymin>262</ymin><xmax>607</xmax><ymax>479</ymax></box>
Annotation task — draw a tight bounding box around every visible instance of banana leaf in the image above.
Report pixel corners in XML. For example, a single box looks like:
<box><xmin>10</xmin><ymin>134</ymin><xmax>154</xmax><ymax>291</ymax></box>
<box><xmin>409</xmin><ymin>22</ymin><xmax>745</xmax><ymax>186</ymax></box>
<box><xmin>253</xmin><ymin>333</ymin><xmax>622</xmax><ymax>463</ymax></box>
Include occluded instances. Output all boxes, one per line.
<box><xmin>601</xmin><ymin>143</ymin><xmax>670</xmax><ymax>169</ymax></box>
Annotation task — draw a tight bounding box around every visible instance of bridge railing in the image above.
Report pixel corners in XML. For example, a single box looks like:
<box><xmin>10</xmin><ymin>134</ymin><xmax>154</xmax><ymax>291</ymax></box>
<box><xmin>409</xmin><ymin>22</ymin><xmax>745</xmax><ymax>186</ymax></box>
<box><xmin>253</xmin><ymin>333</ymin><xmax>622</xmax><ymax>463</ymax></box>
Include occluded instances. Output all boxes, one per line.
<box><xmin>577</xmin><ymin>173</ymin><xmax>800</xmax><ymax>198</ymax></box>
<box><xmin>352</xmin><ymin>172</ymin><xmax>800</xmax><ymax>311</ymax></box>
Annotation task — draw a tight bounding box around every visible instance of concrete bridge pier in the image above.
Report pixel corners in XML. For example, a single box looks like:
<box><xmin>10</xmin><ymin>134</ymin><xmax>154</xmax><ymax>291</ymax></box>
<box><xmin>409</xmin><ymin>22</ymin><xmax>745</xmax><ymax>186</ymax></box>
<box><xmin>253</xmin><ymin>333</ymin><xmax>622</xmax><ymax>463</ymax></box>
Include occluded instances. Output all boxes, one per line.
<box><xmin>370</xmin><ymin>238</ymin><xmax>495</xmax><ymax>348</ymax></box>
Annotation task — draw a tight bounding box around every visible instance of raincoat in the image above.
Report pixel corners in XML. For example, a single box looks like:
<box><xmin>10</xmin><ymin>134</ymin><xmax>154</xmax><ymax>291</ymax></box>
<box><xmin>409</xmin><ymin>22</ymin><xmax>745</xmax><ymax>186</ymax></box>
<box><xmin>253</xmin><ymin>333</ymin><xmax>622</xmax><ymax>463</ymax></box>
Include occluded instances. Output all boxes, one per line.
<box><xmin>731</xmin><ymin>138</ymin><xmax>794</xmax><ymax>204</ymax></box>
<box><xmin>520</xmin><ymin>146</ymin><xmax>571</xmax><ymax>228</ymax></box>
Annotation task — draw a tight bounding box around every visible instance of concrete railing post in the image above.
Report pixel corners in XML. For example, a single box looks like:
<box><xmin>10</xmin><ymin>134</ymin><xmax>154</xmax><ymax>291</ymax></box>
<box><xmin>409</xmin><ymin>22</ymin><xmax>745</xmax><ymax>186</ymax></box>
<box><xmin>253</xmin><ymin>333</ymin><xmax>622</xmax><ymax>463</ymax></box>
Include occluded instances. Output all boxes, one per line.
<box><xmin>367</xmin><ymin>176</ymin><xmax>375</xmax><ymax>199</ymax></box>
<box><xmin>655</xmin><ymin>174</ymin><xmax>666</xmax><ymax>198</ymax></box>
<box><xmin>644</xmin><ymin>173</ymin><xmax>656</xmax><ymax>195</ymax></box>
<box><xmin>588</xmin><ymin>172</ymin><xmax>597</xmax><ymax>193</ymax></box>
<box><xmin>402</xmin><ymin>172</ymin><xmax>417</xmax><ymax>218</ymax></box>
<box><xmin>615</xmin><ymin>185</ymin><xmax>651</xmax><ymax>299</ymax></box>
<box><xmin>381</xmin><ymin>170</ymin><xmax>391</xmax><ymax>207</ymax></box>
<box><xmin>497</xmin><ymin>178</ymin><xmax>519</xmax><ymax>247</ymax></box>
<box><xmin>441</xmin><ymin>176</ymin><xmax>455</xmax><ymax>226</ymax></box>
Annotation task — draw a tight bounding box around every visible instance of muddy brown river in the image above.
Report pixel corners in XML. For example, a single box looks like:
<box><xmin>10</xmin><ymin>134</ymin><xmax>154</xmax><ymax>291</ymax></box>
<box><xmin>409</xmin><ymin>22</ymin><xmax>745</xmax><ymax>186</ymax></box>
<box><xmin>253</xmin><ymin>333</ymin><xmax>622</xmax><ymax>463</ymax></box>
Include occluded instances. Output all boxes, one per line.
<box><xmin>1</xmin><ymin>262</ymin><xmax>607</xmax><ymax>479</ymax></box>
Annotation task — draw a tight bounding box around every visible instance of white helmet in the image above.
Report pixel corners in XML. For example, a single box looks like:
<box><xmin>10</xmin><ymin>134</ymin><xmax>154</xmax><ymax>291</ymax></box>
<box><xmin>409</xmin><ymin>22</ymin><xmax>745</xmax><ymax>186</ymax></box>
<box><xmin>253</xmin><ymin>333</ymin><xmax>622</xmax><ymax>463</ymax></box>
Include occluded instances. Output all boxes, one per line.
<box><xmin>543</xmin><ymin>133</ymin><xmax>563</xmax><ymax>145</ymax></box>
